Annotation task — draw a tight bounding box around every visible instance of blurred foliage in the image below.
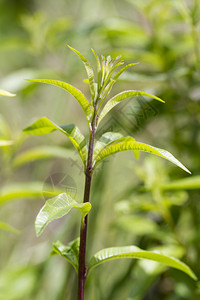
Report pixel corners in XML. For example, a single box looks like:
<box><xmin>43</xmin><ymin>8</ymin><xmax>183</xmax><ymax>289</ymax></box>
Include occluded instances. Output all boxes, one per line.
<box><xmin>0</xmin><ymin>0</ymin><xmax>200</xmax><ymax>299</ymax></box>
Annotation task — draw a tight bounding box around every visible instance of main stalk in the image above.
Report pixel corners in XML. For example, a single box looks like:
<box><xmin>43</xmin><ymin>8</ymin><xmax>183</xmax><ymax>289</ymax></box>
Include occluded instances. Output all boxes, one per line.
<box><xmin>77</xmin><ymin>107</ymin><xmax>97</xmax><ymax>300</ymax></box>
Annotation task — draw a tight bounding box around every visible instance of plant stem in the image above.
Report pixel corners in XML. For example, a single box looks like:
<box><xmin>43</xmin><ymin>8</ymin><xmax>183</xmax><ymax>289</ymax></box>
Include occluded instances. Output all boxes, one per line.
<box><xmin>77</xmin><ymin>109</ymin><xmax>97</xmax><ymax>300</ymax></box>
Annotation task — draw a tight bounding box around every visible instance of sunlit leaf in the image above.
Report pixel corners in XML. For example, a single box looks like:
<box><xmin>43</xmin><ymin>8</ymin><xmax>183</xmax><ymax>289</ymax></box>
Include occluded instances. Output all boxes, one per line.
<box><xmin>35</xmin><ymin>193</ymin><xmax>91</xmax><ymax>236</ymax></box>
<box><xmin>0</xmin><ymin>89</ymin><xmax>15</xmax><ymax>97</ymax></box>
<box><xmin>98</xmin><ymin>90</ymin><xmax>164</xmax><ymax>125</ymax></box>
<box><xmin>113</xmin><ymin>63</ymin><xmax>139</xmax><ymax>81</ymax></box>
<box><xmin>100</xmin><ymin>58</ymin><xmax>124</xmax><ymax>95</ymax></box>
<box><xmin>68</xmin><ymin>46</ymin><xmax>96</xmax><ymax>102</ymax></box>
<box><xmin>0</xmin><ymin>222</ymin><xmax>20</xmax><ymax>235</ymax></box>
<box><xmin>13</xmin><ymin>146</ymin><xmax>74</xmax><ymax>168</ymax></box>
<box><xmin>100</xmin><ymin>78</ymin><xmax>116</xmax><ymax>102</ymax></box>
<box><xmin>23</xmin><ymin>117</ymin><xmax>87</xmax><ymax>167</ymax></box>
<box><xmin>93</xmin><ymin>132</ymin><xmax>123</xmax><ymax>160</ymax></box>
<box><xmin>93</xmin><ymin>134</ymin><xmax>139</xmax><ymax>162</ymax></box>
<box><xmin>88</xmin><ymin>245</ymin><xmax>197</xmax><ymax>280</ymax></box>
<box><xmin>93</xmin><ymin>140</ymin><xmax>191</xmax><ymax>174</ymax></box>
<box><xmin>91</xmin><ymin>48</ymin><xmax>101</xmax><ymax>89</ymax></box>
<box><xmin>24</xmin><ymin>79</ymin><xmax>92</xmax><ymax>124</ymax></box>
<box><xmin>52</xmin><ymin>238</ymin><xmax>80</xmax><ymax>273</ymax></box>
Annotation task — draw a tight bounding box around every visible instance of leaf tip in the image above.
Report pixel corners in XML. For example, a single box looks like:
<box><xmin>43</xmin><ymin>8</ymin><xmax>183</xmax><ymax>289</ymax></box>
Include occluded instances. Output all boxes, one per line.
<box><xmin>185</xmin><ymin>168</ymin><xmax>192</xmax><ymax>175</ymax></box>
<box><xmin>67</xmin><ymin>45</ymin><xmax>75</xmax><ymax>52</ymax></box>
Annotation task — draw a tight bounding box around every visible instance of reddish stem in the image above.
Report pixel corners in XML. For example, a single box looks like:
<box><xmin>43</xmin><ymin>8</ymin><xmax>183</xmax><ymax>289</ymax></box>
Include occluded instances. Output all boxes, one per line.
<box><xmin>77</xmin><ymin>111</ymin><xmax>97</xmax><ymax>300</ymax></box>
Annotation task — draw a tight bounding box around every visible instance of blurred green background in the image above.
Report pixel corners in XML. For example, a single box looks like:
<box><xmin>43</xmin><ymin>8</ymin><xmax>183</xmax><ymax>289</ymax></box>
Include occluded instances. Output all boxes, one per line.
<box><xmin>0</xmin><ymin>0</ymin><xmax>200</xmax><ymax>299</ymax></box>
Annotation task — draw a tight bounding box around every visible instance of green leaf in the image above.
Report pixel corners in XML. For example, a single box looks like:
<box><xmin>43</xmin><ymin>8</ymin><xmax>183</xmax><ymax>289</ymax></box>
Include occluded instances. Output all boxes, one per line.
<box><xmin>0</xmin><ymin>182</ymin><xmax>65</xmax><ymax>205</ymax></box>
<box><xmin>24</xmin><ymin>79</ymin><xmax>92</xmax><ymax>124</ymax></box>
<box><xmin>52</xmin><ymin>238</ymin><xmax>80</xmax><ymax>273</ymax></box>
<box><xmin>158</xmin><ymin>176</ymin><xmax>200</xmax><ymax>190</ymax></box>
<box><xmin>13</xmin><ymin>146</ymin><xmax>74</xmax><ymax>168</ymax></box>
<box><xmin>113</xmin><ymin>63</ymin><xmax>139</xmax><ymax>81</ymax></box>
<box><xmin>98</xmin><ymin>90</ymin><xmax>165</xmax><ymax>125</ymax></box>
<box><xmin>93</xmin><ymin>140</ymin><xmax>191</xmax><ymax>174</ymax></box>
<box><xmin>0</xmin><ymin>140</ymin><xmax>13</xmax><ymax>146</ymax></box>
<box><xmin>91</xmin><ymin>48</ymin><xmax>101</xmax><ymax>89</ymax></box>
<box><xmin>35</xmin><ymin>193</ymin><xmax>91</xmax><ymax>236</ymax></box>
<box><xmin>0</xmin><ymin>222</ymin><xmax>20</xmax><ymax>235</ymax></box>
<box><xmin>93</xmin><ymin>132</ymin><xmax>123</xmax><ymax>160</ymax></box>
<box><xmin>100</xmin><ymin>78</ymin><xmax>116</xmax><ymax>102</ymax></box>
<box><xmin>23</xmin><ymin>117</ymin><xmax>87</xmax><ymax>167</ymax></box>
<box><xmin>0</xmin><ymin>89</ymin><xmax>15</xmax><ymax>97</ymax></box>
<box><xmin>99</xmin><ymin>58</ymin><xmax>124</xmax><ymax>96</ymax></box>
<box><xmin>68</xmin><ymin>46</ymin><xmax>96</xmax><ymax>102</ymax></box>
<box><xmin>88</xmin><ymin>246</ymin><xmax>197</xmax><ymax>280</ymax></box>
<box><xmin>93</xmin><ymin>134</ymin><xmax>139</xmax><ymax>162</ymax></box>
<box><xmin>98</xmin><ymin>60</ymin><xmax>135</xmax><ymax>107</ymax></box>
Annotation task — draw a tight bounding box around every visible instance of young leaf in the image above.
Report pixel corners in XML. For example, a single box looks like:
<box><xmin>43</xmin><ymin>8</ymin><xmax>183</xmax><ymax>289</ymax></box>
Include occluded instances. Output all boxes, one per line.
<box><xmin>23</xmin><ymin>117</ymin><xmax>87</xmax><ymax>167</ymax></box>
<box><xmin>88</xmin><ymin>246</ymin><xmax>197</xmax><ymax>280</ymax></box>
<box><xmin>13</xmin><ymin>146</ymin><xmax>74</xmax><ymax>168</ymax></box>
<box><xmin>97</xmin><ymin>60</ymin><xmax>134</xmax><ymax>108</ymax></box>
<box><xmin>91</xmin><ymin>49</ymin><xmax>101</xmax><ymax>89</ymax></box>
<box><xmin>93</xmin><ymin>140</ymin><xmax>191</xmax><ymax>174</ymax></box>
<box><xmin>35</xmin><ymin>193</ymin><xmax>91</xmax><ymax>236</ymax></box>
<box><xmin>68</xmin><ymin>46</ymin><xmax>96</xmax><ymax>102</ymax></box>
<box><xmin>0</xmin><ymin>89</ymin><xmax>16</xmax><ymax>97</ymax></box>
<box><xmin>0</xmin><ymin>222</ymin><xmax>20</xmax><ymax>235</ymax></box>
<box><xmin>0</xmin><ymin>140</ymin><xmax>13</xmax><ymax>146</ymax></box>
<box><xmin>25</xmin><ymin>79</ymin><xmax>92</xmax><ymax>124</ymax></box>
<box><xmin>52</xmin><ymin>238</ymin><xmax>80</xmax><ymax>273</ymax></box>
<box><xmin>98</xmin><ymin>90</ymin><xmax>164</xmax><ymax>125</ymax></box>
<box><xmin>113</xmin><ymin>63</ymin><xmax>139</xmax><ymax>81</ymax></box>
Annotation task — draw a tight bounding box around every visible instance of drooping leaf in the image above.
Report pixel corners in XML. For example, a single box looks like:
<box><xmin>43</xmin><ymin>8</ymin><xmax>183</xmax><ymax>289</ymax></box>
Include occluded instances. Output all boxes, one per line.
<box><xmin>52</xmin><ymin>238</ymin><xmax>80</xmax><ymax>273</ymax></box>
<box><xmin>13</xmin><ymin>146</ymin><xmax>74</xmax><ymax>168</ymax></box>
<box><xmin>98</xmin><ymin>90</ymin><xmax>165</xmax><ymax>125</ymax></box>
<box><xmin>23</xmin><ymin>117</ymin><xmax>87</xmax><ymax>167</ymax></box>
<box><xmin>93</xmin><ymin>134</ymin><xmax>139</xmax><ymax>162</ymax></box>
<box><xmin>0</xmin><ymin>222</ymin><xmax>20</xmax><ymax>235</ymax></box>
<box><xmin>88</xmin><ymin>246</ymin><xmax>197</xmax><ymax>280</ymax></box>
<box><xmin>0</xmin><ymin>89</ymin><xmax>16</xmax><ymax>97</ymax></box>
<box><xmin>35</xmin><ymin>193</ymin><xmax>91</xmax><ymax>236</ymax></box>
<box><xmin>0</xmin><ymin>140</ymin><xmax>13</xmax><ymax>147</ymax></box>
<box><xmin>24</xmin><ymin>79</ymin><xmax>92</xmax><ymax>124</ymax></box>
<box><xmin>68</xmin><ymin>46</ymin><xmax>96</xmax><ymax>102</ymax></box>
<box><xmin>0</xmin><ymin>182</ymin><xmax>65</xmax><ymax>205</ymax></box>
<box><xmin>93</xmin><ymin>140</ymin><xmax>191</xmax><ymax>174</ymax></box>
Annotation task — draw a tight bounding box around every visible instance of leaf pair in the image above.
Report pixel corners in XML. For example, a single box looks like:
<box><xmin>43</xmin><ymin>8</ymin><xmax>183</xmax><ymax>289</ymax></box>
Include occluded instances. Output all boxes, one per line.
<box><xmin>52</xmin><ymin>239</ymin><xmax>197</xmax><ymax>280</ymax></box>
<box><xmin>24</xmin><ymin>116</ymin><xmax>191</xmax><ymax>174</ymax></box>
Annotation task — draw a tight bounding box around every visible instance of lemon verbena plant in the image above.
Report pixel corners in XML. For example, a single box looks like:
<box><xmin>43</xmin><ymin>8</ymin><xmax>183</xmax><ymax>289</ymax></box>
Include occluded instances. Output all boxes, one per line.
<box><xmin>23</xmin><ymin>46</ymin><xmax>197</xmax><ymax>300</ymax></box>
